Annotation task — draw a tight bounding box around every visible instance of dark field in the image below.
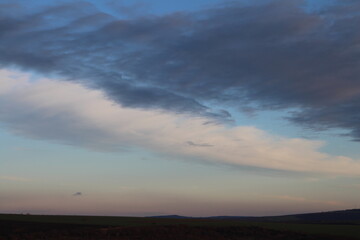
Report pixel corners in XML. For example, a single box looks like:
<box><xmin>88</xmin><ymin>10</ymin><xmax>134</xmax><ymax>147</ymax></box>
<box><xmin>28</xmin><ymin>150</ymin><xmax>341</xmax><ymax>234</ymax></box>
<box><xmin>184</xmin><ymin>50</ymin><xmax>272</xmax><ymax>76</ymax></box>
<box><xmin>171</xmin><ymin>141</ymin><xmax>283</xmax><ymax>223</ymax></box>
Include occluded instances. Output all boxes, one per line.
<box><xmin>1</xmin><ymin>213</ymin><xmax>360</xmax><ymax>240</ymax></box>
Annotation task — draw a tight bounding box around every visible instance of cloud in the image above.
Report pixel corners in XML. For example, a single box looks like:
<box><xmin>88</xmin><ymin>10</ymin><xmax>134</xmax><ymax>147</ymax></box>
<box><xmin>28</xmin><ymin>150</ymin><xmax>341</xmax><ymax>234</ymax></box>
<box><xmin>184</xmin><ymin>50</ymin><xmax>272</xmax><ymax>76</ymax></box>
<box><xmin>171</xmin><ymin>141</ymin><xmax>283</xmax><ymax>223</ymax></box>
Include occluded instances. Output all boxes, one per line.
<box><xmin>73</xmin><ymin>192</ymin><xmax>82</xmax><ymax>196</ymax></box>
<box><xmin>1</xmin><ymin>68</ymin><xmax>360</xmax><ymax>176</ymax></box>
<box><xmin>1</xmin><ymin>0</ymin><xmax>360</xmax><ymax>137</ymax></box>
<box><xmin>186</xmin><ymin>141</ymin><xmax>213</xmax><ymax>147</ymax></box>
<box><xmin>271</xmin><ymin>195</ymin><xmax>344</xmax><ymax>207</ymax></box>
<box><xmin>0</xmin><ymin>175</ymin><xmax>32</xmax><ymax>182</ymax></box>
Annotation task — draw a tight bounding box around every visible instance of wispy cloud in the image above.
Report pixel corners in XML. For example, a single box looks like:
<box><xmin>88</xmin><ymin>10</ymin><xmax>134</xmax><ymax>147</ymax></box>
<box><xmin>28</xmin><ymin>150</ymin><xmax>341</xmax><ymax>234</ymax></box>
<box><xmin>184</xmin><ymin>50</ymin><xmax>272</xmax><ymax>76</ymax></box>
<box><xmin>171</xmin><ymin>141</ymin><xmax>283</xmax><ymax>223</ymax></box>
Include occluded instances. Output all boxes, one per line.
<box><xmin>271</xmin><ymin>195</ymin><xmax>344</xmax><ymax>207</ymax></box>
<box><xmin>1</xmin><ymin>69</ymin><xmax>360</xmax><ymax>176</ymax></box>
<box><xmin>0</xmin><ymin>175</ymin><xmax>32</xmax><ymax>182</ymax></box>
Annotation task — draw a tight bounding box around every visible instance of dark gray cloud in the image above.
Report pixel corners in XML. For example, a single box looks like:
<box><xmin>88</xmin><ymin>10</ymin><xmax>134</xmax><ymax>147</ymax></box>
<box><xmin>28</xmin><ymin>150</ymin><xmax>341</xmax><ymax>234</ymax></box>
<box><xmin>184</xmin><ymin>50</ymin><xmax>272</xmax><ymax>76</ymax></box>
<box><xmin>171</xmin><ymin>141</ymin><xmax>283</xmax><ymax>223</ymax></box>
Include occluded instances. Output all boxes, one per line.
<box><xmin>73</xmin><ymin>192</ymin><xmax>82</xmax><ymax>196</ymax></box>
<box><xmin>186</xmin><ymin>141</ymin><xmax>213</xmax><ymax>147</ymax></box>
<box><xmin>1</xmin><ymin>0</ymin><xmax>360</xmax><ymax>139</ymax></box>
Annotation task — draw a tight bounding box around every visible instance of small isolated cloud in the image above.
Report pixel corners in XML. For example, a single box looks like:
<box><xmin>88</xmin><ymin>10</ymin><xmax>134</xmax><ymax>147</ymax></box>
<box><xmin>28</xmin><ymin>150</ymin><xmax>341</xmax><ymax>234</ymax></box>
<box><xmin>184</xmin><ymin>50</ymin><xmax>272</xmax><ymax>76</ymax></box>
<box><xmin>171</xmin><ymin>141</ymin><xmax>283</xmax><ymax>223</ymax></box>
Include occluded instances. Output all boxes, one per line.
<box><xmin>73</xmin><ymin>192</ymin><xmax>82</xmax><ymax>196</ymax></box>
<box><xmin>186</xmin><ymin>141</ymin><xmax>213</xmax><ymax>147</ymax></box>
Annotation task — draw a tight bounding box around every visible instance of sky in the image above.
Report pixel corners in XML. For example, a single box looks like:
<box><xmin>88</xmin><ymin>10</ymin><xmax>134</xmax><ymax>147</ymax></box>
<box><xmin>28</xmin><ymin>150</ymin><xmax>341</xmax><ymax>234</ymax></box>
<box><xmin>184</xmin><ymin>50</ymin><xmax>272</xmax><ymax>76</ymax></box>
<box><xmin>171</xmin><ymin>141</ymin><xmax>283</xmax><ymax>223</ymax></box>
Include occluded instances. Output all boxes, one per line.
<box><xmin>1</xmin><ymin>0</ymin><xmax>360</xmax><ymax>217</ymax></box>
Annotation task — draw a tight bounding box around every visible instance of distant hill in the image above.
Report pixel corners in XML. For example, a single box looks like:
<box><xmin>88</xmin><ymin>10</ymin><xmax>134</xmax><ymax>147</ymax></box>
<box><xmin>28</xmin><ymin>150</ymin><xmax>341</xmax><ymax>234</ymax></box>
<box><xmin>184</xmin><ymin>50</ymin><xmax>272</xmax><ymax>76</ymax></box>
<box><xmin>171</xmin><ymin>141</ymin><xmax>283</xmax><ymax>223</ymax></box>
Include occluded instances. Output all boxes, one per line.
<box><xmin>151</xmin><ymin>209</ymin><xmax>360</xmax><ymax>224</ymax></box>
<box><xmin>150</xmin><ymin>215</ymin><xmax>191</xmax><ymax>219</ymax></box>
<box><xmin>261</xmin><ymin>209</ymin><xmax>360</xmax><ymax>224</ymax></box>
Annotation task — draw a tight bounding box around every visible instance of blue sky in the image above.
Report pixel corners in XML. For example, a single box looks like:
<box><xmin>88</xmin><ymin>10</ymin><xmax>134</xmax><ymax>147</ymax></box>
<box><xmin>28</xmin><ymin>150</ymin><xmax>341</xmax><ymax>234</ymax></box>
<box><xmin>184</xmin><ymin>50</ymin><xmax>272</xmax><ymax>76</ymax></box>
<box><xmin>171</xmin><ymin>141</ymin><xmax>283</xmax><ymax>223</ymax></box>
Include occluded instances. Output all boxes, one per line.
<box><xmin>1</xmin><ymin>0</ymin><xmax>360</xmax><ymax>217</ymax></box>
